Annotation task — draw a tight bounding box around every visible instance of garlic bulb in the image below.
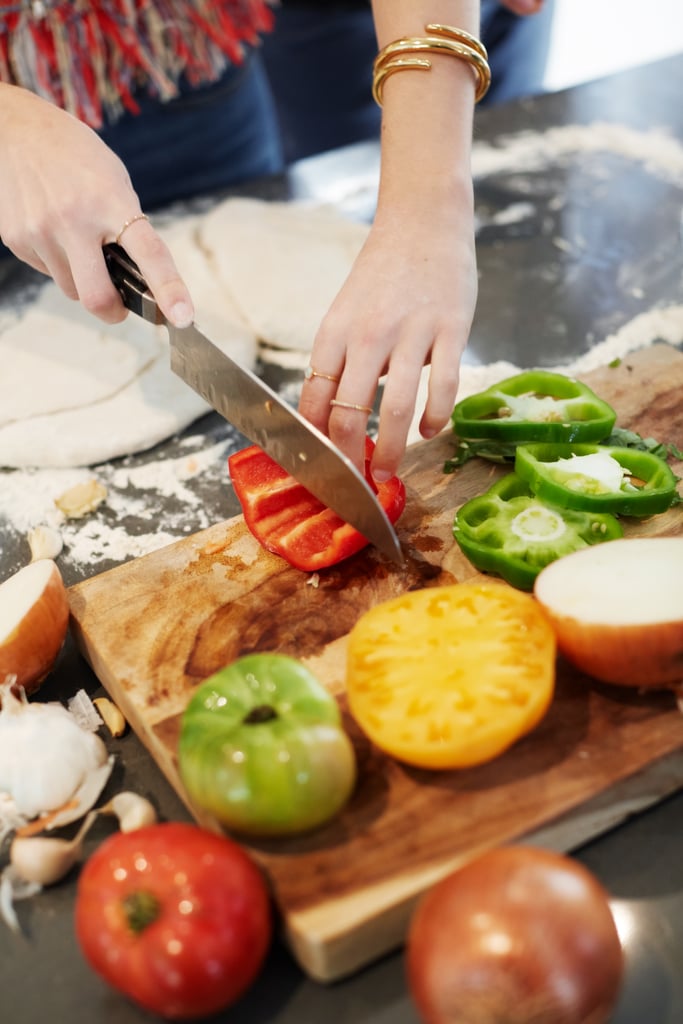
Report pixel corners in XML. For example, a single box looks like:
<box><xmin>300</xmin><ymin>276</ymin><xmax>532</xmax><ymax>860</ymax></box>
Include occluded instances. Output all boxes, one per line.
<box><xmin>0</xmin><ymin>684</ymin><xmax>110</xmax><ymax>819</ymax></box>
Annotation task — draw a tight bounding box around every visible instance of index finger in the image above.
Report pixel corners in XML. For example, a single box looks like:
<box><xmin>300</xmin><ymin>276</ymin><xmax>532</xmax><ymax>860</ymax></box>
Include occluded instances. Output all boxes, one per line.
<box><xmin>123</xmin><ymin>221</ymin><xmax>194</xmax><ymax>328</ymax></box>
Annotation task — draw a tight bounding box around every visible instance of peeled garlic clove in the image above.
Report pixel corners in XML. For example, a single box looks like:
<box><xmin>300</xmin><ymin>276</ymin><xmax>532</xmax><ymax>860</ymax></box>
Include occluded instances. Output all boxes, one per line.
<box><xmin>93</xmin><ymin>696</ymin><xmax>127</xmax><ymax>737</ymax></box>
<box><xmin>101</xmin><ymin>791</ymin><xmax>157</xmax><ymax>832</ymax></box>
<box><xmin>28</xmin><ymin>525</ymin><xmax>63</xmax><ymax>562</ymax></box>
<box><xmin>55</xmin><ymin>479</ymin><xmax>107</xmax><ymax>519</ymax></box>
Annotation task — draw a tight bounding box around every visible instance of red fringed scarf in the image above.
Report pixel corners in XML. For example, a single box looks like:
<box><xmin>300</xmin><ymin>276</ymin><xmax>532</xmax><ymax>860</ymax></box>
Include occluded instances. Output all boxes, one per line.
<box><xmin>0</xmin><ymin>0</ymin><xmax>274</xmax><ymax>128</ymax></box>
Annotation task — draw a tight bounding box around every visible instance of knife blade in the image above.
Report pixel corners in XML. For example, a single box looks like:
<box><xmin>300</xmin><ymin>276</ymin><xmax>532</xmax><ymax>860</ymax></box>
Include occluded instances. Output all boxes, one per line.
<box><xmin>103</xmin><ymin>243</ymin><xmax>403</xmax><ymax>565</ymax></box>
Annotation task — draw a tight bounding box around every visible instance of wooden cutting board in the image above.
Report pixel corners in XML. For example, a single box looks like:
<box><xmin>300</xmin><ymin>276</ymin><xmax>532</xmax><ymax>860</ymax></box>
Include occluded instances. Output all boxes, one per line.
<box><xmin>69</xmin><ymin>343</ymin><xmax>683</xmax><ymax>982</ymax></box>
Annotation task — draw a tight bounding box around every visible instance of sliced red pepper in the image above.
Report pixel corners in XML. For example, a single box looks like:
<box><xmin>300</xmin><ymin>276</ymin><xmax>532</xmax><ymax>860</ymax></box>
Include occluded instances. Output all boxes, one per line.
<box><xmin>228</xmin><ymin>437</ymin><xmax>406</xmax><ymax>572</ymax></box>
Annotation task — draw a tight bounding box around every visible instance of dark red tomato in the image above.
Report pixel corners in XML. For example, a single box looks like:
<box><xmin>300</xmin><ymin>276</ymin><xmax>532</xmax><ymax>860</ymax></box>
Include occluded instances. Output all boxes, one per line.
<box><xmin>74</xmin><ymin>822</ymin><xmax>272</xmax><ymax>1020</ymax></box>
<box><xmin>406</xmin><ymin>845</ymin><xmax>624</xmax><ymax>1024</ymax></box>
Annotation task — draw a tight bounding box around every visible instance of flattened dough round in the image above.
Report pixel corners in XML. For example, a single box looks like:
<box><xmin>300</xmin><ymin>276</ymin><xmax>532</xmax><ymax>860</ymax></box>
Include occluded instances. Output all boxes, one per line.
<box><xmin>199</xmin><ymin>198</ymin><xmax>369</xmax><ymax>353</ymax></box>
<box><xmin>0</xmin><ymin>285</ymin><xmax>159</xmax><ymax>427</ymax></box>
<box><xmin>0</xmin><ymin>214</ymin><xmax>257</xmax><ymax>468</ymax></box>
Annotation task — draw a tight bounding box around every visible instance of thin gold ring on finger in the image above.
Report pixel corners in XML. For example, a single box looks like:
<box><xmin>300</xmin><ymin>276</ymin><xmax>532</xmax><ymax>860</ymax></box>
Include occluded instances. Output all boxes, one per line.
<box><xmin>305</xmin><ymin>365</ymin><xmax>340</xmax><ymax>384</ymax></box>
<box><xmin>330</xmin><ymin>399</ymin><xmax>373</xmax><ymax>414</ymax></box>
<box><xmin>115</xmin><ymin>212</ymin><xmax>149</xmax><ymax>245</ymax></box>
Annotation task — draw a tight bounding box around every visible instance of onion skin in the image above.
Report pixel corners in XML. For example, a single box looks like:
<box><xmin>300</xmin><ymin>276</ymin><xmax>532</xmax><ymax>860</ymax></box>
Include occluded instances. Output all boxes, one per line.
<box><xmin>0</xmin><ymin>560</ymin><xmax>70</xmax><ymax>698</ymax></box>
<box><xmin>537</xmin><ymin>617</ymin><xmax>683</xmax><ymax>689</ymax></box>
<box><xmin>406</xmin><ymin>846</ymin><xmax>624</xmax><ymax>1024</ymax></box>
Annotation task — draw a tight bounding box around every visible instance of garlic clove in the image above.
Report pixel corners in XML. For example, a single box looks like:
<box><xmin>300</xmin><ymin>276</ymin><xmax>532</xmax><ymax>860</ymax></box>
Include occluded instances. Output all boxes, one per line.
<box><xmin>27</xmin><ymin>525</ymin><xmax>64</xmax><ymax>562</ymax></box>
<box><xmin>100</xmin><ymin>791</ymin><xmax>157</xmax><ymax>832</ymax></box>
<box><xmin>93</xmin><ymin>696</ymin><xmax>127</xmax><ymax>738</ymax></box>
<box><xmin>54</xmin><ymin>479</ymin><xmax>107</xmax><ymax>519</ymax></box>
<box><xmin>11</xmin><ymin>835</ymin><xmax>82</xmax><ymax>887</ymax></box>
<box><xmin>11</xmin><ymin>810</ymin><xmax>98</xmax><ymax>886</ymax></box>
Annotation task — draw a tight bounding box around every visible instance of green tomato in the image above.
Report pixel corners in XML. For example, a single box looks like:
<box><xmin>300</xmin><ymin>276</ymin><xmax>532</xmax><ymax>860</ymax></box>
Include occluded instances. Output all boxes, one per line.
<box><xmin>178</xmin><ymin>654</ymin><xmax>357</xmax><ymax>837</ymax></box>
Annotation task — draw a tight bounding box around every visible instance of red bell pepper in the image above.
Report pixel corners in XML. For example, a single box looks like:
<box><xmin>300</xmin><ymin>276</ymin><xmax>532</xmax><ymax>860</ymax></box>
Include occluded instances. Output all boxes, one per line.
<box><xmin>228</xmin><ymin>437</ymin><xmax>406</xmax><ymax>572</ymax></box>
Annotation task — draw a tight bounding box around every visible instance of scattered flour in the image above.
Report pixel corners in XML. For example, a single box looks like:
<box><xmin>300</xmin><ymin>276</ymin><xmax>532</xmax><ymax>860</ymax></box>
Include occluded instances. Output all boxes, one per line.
<box><xmin>407</xmin><ymin>304</ymin><xmax>683</xmax><ymax>445</ymax></box>
<box><xmin>472</xmin><ymin>123</ymin><xmax>683</xmax><ymax>187</ymax></box>
<box><xmin>0</xmin><ymin>438</ymin><xmax>234</xmax><ymax>574</ymax></box>
<box><xmin>486</xmin><ymin>202</ymin><xmax>536</xmax><ymax>227</ymax></box>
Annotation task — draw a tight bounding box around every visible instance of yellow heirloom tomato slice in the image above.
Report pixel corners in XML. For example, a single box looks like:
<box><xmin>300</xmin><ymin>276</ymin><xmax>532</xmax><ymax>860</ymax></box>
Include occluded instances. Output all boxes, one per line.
<box><xmin>346</xmin><ymin>582</ymin><xmax>556</xmax><ymax>769</ymax></box>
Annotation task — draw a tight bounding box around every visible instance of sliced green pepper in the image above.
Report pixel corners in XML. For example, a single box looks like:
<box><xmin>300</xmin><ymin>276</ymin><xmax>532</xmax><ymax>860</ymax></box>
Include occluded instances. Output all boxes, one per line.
<box><xmin>515</xmin><ymin>443</ymin><xmax>679</xmax><ymax>517</ymax></box>
<box><xmin>452</xmin><ymin>370</ymin><xmax>617</xmax><ymax>444</ymax></box>
<box><xmin>453</xmin><ymin>473</ymin><xmax>623</xmax><ymax>591</ymax></box>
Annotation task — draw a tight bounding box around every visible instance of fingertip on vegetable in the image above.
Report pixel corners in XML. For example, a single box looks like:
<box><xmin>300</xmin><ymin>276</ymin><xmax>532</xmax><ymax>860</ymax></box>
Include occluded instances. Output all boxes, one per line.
<box><xmin>228</xmin><ymin>437</ymin><xmax>405</xmax><ymax>571</ymax></box>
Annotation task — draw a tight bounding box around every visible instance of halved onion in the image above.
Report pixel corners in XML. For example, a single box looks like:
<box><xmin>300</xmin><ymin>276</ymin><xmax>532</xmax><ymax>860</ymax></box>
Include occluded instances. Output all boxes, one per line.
<box><xmin>0</xmin><ymin>560</ymin><xmax>70</xmax><ymax>697</ymax></box>
<box><xmin>534</xmin><ymin>537</ymin><xmax>683</xmax><ymax>689</ymax></box>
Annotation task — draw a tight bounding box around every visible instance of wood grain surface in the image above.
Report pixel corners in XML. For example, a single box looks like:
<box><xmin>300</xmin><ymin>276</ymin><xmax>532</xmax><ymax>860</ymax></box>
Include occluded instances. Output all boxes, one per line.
<box><xmin>69</xmin><ymin>343</ymin><xmax>683</xmax><ymax>981</ymax></box>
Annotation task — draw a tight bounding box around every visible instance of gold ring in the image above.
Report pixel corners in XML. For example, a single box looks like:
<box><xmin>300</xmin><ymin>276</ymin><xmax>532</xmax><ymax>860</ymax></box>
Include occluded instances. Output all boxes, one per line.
<box><xmin>115</xmin><ymin>213</ymin><xmax>149</xmax><ymax>246</ymax></box>
<box><xmin>330</xmin><ymin>399</ymin><xmax>373</xmax><ymax>414</ymax></box>
<box><xmin>305</xmin><ymin>365</ymin><xmax>340</xmax><ymax>383</ymax></box>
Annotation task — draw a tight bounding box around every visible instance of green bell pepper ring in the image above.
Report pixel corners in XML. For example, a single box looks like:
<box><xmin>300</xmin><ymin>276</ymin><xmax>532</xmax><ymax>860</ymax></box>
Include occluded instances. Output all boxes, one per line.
<box><xmin>451</xmin><ymin>370</ymin><xmax>617</xmax><ymax>444</ymax></box>
<box><xmin>453</xmin><ymin>473</ymin><xmax>623</xmax><ymax>591</ymax></box>
<box><xmin>178</xmin><ymin>654</ymin><xmax>357</xmax><ymax>837</ymax></box>
<box><xmin>514</xmin><ymin>443</ymin><xmax>679</xmax><ymax>517</ymax></box>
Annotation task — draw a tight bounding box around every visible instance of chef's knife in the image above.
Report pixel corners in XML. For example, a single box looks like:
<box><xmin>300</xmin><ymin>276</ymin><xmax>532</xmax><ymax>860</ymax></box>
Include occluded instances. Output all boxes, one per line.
<box><xmin>103</xmin><ymin>243</ymin><xmax>403</xmax><ymax>565</ymax></box>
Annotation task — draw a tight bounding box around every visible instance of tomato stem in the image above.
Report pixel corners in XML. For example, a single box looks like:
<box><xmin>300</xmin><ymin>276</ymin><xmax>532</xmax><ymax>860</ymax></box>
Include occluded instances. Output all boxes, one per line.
<box><xmin>122</xmin><ymin>890</ymin><xmax>161</xmax><ymax>934</ymax></box>
<box><xmin>243</xmin><ymin>704</ymin><xmax>278</xmax><ymax>724</ymax></box>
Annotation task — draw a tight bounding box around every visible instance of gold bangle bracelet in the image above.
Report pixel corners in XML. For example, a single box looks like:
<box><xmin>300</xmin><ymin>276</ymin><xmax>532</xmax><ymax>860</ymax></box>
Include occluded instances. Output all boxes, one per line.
<box><xmin>372</xmin><ymin>23</ymin><xmax>491</xmax><ymax>106</ymax></box>
<box><xmin>425</xmin><ymin>23</ymin><xmax>488</xmax><ymax>59</ymax></box>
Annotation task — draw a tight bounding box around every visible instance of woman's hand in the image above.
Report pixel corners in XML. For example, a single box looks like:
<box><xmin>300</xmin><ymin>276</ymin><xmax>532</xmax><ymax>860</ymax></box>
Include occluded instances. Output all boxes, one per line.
<box><xmin>0</xmin><ymin>84</ymin><xmax>193</xmax><ymax>327</ymax></box>
<box><xmin>300</xmin><ymin>0</ymin><xmax>480</xmax><ymax>480</ymax></box>
<box><xmin>299</xmin><ymin>189</ymin><xmax>478</xmax><ymax>481</ymax></box>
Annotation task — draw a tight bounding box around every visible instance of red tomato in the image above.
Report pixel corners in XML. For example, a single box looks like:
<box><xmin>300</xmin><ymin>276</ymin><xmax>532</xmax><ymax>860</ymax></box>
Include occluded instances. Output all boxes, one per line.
<box><xmin>74</xmin><ymin>822</ymin><xmax>272</xmax><ymax>1020</ymax></box>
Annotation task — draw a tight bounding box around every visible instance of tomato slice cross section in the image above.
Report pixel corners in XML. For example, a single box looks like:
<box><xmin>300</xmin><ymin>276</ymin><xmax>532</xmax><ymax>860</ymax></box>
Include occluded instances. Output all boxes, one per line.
<box><xmin>346</xmin><ymin>582</ymin><xmax>556</xmax><ymax>769</ymax></box>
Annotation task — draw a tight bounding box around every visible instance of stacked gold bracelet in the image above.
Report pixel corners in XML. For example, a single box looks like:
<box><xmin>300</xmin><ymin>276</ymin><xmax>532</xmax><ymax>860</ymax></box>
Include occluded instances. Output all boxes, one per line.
<box><xmin>372</xmin><ymin>23</ymin><xmax>491</xmax><ymax>106</ymax></box>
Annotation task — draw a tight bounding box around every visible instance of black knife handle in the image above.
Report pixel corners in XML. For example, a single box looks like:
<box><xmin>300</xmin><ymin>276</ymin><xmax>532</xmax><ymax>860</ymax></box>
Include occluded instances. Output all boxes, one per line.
<box><xmin>103</xmin><ymin>243</ymin><xmax>166</xmax><ymax>326</ymax></box>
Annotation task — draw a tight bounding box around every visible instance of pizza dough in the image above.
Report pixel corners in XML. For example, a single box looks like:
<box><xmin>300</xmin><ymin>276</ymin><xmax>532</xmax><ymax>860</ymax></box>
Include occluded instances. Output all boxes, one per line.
<box><xmin>0</xmin><ymin>215</ymin><xmax>257</xmax><ymax>469</ymax></box>
<box><xmin>0</xmin><ymin>199</ymin><xmax>366</xmax><ymax>468</ymax></box>
<box><xmin>156</xmin><ymin>215</ymin><xmax>257</xmax><ymax>362</ymax></box>
<box><xmin>199</xmin><ymin>198</ymin><xmax>369</xmax><ymax>354</ymax></box>
<box><xmin>0</xmin><ymin>285</ymin><xmax>159</xmax><ymax>427</ymax></box>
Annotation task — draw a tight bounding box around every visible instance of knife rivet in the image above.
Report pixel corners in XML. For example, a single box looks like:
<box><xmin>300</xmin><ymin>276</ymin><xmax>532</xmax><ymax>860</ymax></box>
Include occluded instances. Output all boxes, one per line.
<box><xmin>298</xmin><ymin>452</ymin><xmax>308</xmax><ymax>462</ymax></box>
<box><xmin>264</xmin><ymin>400</ymin><xmax>274</xmax><ymax>414</ymax></box>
